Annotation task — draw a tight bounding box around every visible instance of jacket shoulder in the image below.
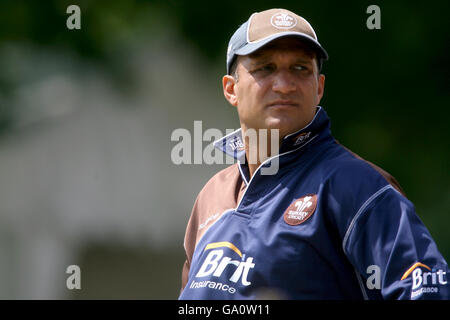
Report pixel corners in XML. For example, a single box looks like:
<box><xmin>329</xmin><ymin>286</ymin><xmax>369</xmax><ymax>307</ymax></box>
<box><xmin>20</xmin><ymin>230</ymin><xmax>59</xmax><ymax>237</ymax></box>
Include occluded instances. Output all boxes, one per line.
<box><xmin>198</xmin><ymin>164</ymin><xmax>241</xmax><ymax>198</ymax></box>
<box><xmin>327</xmin><ymin>141</ymin><xmax>406</xmax><ymax>196</ymax></box>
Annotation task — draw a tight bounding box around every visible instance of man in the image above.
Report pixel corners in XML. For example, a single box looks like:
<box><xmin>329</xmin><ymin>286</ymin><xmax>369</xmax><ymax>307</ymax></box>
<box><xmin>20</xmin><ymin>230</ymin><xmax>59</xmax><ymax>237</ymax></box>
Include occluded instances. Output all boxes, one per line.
<box><xmin>178</xmin><ymin>8</ymin><xmax>449</xmax><ymax>299</ymax></box>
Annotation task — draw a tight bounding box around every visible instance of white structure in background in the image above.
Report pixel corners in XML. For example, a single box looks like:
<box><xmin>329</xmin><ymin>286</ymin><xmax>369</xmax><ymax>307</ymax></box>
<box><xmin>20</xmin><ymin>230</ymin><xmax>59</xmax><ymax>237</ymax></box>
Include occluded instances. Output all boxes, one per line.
<box><xmin>0</xmin><ymin>36</ymin><xmax>236</xmax><ymax>298</ymax></box>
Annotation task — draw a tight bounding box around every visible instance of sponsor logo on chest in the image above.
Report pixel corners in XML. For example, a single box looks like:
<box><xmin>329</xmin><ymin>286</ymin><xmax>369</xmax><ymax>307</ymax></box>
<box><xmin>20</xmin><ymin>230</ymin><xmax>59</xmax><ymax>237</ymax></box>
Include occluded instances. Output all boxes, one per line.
<box><xmin>189</xmin><ymin>242</ymin><xmax>255</xmax><ymax>295</ymax></box>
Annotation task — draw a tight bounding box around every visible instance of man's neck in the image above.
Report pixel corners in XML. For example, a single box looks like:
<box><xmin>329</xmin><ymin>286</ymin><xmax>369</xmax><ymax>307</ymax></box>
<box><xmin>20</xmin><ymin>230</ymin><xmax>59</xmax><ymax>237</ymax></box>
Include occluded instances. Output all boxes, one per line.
<box><xmin>247</xmin><ymin>161</ymin><xmax>260</xmax><ymax>179</ymax></box>
<box><xmin>242</xmin><ymin>128</ymin><xmax>281</xmax><ymax>178</ymax></box>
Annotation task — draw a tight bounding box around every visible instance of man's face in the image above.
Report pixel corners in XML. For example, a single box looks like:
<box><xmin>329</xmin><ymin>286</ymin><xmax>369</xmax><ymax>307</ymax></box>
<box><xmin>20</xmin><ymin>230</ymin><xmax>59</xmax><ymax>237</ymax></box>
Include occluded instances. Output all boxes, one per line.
<box><xmin>223</xmin><ymin>37</ymin><xmax>325</xmax><ymax>139</ymax></box>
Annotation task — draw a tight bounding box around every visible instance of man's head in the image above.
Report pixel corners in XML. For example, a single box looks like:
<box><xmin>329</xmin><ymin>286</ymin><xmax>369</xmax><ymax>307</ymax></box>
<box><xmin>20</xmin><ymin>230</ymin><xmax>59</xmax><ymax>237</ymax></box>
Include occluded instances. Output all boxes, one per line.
<box><xmin>223</xmin><ymin>9</ymin><xmax>328</xmax><ymax>139</ymax></box>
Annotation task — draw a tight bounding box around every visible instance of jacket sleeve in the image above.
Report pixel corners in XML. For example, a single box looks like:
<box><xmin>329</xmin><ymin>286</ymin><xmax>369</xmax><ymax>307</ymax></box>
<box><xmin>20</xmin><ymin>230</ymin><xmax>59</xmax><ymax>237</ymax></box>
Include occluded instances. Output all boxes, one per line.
<box><xmin>343</xmin><ymin>185</ymin><xmax>450</xmax><ymax>300</ymax></box>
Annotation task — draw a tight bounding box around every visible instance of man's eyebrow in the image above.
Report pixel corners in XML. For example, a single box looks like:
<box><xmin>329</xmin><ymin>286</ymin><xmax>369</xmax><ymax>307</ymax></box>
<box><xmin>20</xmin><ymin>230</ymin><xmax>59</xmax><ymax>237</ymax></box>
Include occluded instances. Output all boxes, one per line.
<box><xmin>248</xmin><ymin>58</ymin><xmax>271</xmax><ymax>67</ymax></box>
<box><xmin>293</xmin><ymin>58</ymin><xmax>315</xmax><ymax>65</ymax></box>
<box><xmin>248</xmin><ymin>53</ymin><xmax>271</xmax><ymax>65</ymax></box>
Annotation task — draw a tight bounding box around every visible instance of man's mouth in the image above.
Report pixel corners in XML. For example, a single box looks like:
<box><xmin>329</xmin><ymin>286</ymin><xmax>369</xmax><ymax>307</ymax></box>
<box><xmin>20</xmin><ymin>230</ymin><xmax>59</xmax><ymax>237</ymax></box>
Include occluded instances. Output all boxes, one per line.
<box><xmin>267</xmin><ymin>100</ymin><xmax>298</xmax><ymax>108</ymax></box>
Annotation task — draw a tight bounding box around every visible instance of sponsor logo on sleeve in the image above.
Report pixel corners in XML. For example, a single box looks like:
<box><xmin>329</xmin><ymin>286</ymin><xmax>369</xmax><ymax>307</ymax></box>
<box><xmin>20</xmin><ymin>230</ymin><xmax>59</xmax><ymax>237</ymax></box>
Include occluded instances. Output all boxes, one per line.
<box><xmin>400</xmin><ymin>262</ymin><xmax>447</xmax><ymax>299</ymax></box>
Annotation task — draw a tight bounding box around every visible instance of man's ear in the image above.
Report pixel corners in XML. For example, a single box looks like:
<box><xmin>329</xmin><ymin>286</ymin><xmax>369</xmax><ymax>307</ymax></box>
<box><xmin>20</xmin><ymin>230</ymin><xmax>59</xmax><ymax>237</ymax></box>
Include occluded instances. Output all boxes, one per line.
<box><xmin>316</xmin><ymin>74</ymin><xmax>325</xmax><ymax>105</ymax></box>
<box><xmin>222</xmin><ymin>75</ymin><xmax>238</xmax><ymax>107</ymax></box>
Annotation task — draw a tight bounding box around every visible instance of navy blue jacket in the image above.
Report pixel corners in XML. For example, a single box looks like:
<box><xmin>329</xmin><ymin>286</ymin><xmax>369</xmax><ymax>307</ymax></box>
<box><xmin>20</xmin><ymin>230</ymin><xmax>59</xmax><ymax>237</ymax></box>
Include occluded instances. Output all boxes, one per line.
<box><xmin>179</xmin><ymin>107</ymin><xmax>449</xmax><ymax>299</ymax></box>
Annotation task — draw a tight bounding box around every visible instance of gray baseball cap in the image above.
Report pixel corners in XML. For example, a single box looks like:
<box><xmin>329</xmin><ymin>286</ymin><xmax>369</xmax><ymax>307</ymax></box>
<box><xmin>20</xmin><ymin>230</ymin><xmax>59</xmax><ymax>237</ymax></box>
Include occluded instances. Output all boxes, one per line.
<box><xmin>226</xmin><ymin>8</ymin><xmax>329</xmax><ymax>74</ymax></box>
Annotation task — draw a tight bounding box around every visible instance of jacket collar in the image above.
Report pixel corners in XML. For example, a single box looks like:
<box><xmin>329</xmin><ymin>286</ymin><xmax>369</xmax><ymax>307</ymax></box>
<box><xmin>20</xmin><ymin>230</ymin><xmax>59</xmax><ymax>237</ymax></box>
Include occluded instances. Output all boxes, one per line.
<box><xmin>213</xmin><ymin>106</ymin><xmax>331</xmax><ymax>161</ymax></box>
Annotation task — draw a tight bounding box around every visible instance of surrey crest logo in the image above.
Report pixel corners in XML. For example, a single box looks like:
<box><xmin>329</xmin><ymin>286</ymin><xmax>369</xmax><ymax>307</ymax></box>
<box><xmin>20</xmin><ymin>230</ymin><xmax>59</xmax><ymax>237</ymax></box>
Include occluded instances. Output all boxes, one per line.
<box><xmin>284</xmin><ymin>194</ymin><xmax>317</xmax><ymax>226</ymax></box>
<box><xmin>271</xmin><ymin>13</ymin><xmax>297</xmax><ymax>29</ymax></box>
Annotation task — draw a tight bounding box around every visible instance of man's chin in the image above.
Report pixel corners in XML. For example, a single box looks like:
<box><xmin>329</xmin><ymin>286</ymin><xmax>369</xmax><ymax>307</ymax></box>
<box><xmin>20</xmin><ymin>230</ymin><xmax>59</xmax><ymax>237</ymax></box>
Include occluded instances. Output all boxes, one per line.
<box><xmin>244</xmin><ymin>118</ymin><xmax>300</xmax><ymax>136</ymax></box>
<box><xmin>264</xmin><ymin>118</ymin><xmax>296</xmax><ymax>133</ymax></box>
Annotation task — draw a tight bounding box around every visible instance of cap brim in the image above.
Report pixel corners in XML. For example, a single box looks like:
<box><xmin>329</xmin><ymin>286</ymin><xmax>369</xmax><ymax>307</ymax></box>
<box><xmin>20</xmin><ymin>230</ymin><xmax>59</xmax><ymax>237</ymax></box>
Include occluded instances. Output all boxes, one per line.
<box><xmin>234</xmin><ymin>32</ymin><xmax>328</xmax><ymax>61</ymax></box>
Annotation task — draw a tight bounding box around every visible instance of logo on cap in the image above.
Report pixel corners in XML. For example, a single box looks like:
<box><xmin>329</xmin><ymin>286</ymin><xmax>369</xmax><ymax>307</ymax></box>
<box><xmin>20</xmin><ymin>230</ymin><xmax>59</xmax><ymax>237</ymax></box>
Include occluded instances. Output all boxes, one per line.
<box><xmin>284</xmin><ymin>194</ymin><xmax>317</xmax><ymax>226</ymax></box>
<box><xmin>270</xmin><ymin>13</ymin><xmax>297</xmax><ymax>29</ymax></box>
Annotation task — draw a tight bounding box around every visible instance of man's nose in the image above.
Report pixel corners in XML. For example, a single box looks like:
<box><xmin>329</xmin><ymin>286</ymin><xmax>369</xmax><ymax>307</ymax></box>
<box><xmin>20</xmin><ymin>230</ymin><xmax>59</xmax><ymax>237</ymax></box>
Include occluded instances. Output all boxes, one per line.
<box><xmin>272</xmin><ymin>70</ymin><xmax>296</xmax><ymax>94</ymax></box>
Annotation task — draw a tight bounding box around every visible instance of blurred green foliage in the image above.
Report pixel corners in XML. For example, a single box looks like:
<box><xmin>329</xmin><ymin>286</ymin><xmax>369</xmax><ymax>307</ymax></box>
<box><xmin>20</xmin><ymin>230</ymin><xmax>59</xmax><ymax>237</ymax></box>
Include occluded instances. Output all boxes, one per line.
<box><xmin>0</xmin><ymin>0</ymin><xmax>448</xmax><ymax>275</ymax></box>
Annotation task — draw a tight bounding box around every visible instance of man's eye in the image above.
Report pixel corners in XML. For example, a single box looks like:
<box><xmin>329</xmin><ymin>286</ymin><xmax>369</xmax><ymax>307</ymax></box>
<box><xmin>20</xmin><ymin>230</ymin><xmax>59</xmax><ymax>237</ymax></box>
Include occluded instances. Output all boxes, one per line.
<box><xmin>293</xmin><ymin>65</ymin><xmax>306</xmax><ymax>71</ymax></box>
<box><xmin>253</xmin><ymin>65</ymin><xmax>274</xmax><ymax>73</ymax></box>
